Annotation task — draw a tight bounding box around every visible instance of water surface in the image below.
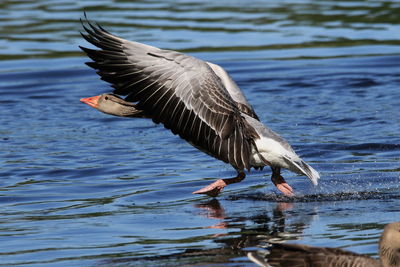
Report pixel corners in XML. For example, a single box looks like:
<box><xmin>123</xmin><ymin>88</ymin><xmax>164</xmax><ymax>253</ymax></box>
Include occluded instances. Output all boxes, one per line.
<box><xmin>1</xmin><ymin>1</ymin><xmax>400</xmax><ymax>266</ymax></box>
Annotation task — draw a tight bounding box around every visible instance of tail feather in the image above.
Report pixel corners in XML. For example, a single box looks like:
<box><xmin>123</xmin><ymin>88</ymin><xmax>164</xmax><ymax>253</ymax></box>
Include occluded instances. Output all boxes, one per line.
<box><xmin>283</xmin><ymin>156</ymin><xmax>320</xmax><ymax>185</ymax></box>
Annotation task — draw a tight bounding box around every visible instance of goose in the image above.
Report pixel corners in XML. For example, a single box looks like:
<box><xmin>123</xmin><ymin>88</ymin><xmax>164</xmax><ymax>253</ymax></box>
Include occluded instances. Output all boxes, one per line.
<box><xmin>247</xmin><ymin>222</ymin><xmax>400</xmax><ymax>267</ymax></box>
<box><xmin>79</xmin><ymin>18</ymin><xmax>320</xmax><ymax>197</ymax></box>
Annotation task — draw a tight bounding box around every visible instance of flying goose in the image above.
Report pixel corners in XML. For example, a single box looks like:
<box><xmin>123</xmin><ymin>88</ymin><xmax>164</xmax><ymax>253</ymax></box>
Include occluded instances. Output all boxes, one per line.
<box><xmin>248</xmin><ymin>222</ymin><xmax>400</xmax><ymax>267</ymax></box>
<box><xmin>79</xmin><ymin>18</ymin><xmax>320</xmax><ymax>197</ymax></box>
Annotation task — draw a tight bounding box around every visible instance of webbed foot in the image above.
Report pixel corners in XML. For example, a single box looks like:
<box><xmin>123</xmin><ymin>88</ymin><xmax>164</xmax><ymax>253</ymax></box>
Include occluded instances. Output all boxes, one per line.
<box><xmin>193</xmin><ymin>172</ymin><xmax>246</xmax><ymax>197</ymax></box>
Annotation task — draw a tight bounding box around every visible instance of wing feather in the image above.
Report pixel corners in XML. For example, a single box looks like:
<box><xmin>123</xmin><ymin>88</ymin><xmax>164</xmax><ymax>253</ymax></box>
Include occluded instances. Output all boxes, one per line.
<box><xmin>80</xmin><ymin>19</ymin><xmax>259</xmax><ymax>170</ymax></box>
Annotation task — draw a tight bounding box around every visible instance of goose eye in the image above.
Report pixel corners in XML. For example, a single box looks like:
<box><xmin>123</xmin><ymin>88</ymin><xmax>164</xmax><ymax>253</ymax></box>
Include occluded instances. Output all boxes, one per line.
<box><xmin>105</xmin><ymin>96</ymin><xmax>109</xmax><ymax>100</ymax></box>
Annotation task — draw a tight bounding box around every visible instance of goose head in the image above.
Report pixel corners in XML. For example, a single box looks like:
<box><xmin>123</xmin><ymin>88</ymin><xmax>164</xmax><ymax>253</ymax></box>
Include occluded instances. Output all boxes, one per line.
<box><xmin>380</xmin><ymin>222</ymin><xmax>400</xmax><ymax>267</ymax></box>
<box><xmin>80</xmin><ymin>94</ymin><xmax>138</xmax><ymax>117</ymax></box>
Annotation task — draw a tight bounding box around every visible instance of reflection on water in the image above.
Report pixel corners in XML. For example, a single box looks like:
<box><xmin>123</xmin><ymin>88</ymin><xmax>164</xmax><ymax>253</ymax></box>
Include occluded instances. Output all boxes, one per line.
<box><xmin>106</xmin><ymin>199</ymin><xmax>313</xmax><ymax>266</ymax></box>
<box><xmin>1</xmin><ymin>0</ymin><xmax>400</xmax><ymax>266</ymax></box>
<box><xmin>102</xmin><ymin>193</ymin><xmax>394</xmax><ymax>266</ymax></box>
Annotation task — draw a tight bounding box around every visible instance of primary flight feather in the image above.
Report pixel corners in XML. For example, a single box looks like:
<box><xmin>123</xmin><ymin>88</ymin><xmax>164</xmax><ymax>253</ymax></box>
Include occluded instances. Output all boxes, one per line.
<box><xmin>79</xmin><ymin>17</ymin><xmax>320</xmax><ymax>197</ymax></box>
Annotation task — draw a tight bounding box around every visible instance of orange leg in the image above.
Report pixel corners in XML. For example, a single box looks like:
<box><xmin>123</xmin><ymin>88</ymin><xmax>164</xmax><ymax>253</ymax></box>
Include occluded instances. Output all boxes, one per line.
<box><xmin>271</xmin><ymin>167</ymin><xmax>294</xmax><ymax>197</ymax></box>
<box><xmin>193</xmin><ymin>172</ymin><xmax>246</xmax><ymax>197</ymax></box>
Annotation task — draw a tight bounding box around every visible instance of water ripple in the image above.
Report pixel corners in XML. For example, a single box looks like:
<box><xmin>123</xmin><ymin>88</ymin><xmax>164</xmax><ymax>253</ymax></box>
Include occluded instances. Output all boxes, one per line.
<box><xmin>1</xmin><ymin>1</ymin><xmax>400</xmax><ymax>266</ymax></box>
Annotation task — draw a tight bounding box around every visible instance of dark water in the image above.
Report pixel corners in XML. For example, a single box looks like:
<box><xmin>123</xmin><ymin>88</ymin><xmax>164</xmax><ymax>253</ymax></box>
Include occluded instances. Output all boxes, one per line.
<box><xmin>1</xmin><ymin>1</ymin><xmax>400</xmax><ymax>266</ymax></box>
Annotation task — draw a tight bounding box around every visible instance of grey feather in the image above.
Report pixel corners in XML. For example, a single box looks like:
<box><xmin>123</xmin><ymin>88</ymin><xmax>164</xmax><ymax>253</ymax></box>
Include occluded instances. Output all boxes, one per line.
<box><xmin>80</xmin><ymin>19</ymin><xmax>259</xmax><ymax>171</ymax></box>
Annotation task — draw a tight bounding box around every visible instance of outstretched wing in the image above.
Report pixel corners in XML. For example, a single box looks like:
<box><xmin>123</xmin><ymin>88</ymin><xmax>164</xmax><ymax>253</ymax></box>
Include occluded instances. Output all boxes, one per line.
<box><xmin>206</xmin><ymin>62</ymin><xmax>259</xmax><ymax>120</ymax></box>
<box><xmin>80</xmin><ymin>19</ymin><xmax>259</xmax><ymax>170</ymax></box>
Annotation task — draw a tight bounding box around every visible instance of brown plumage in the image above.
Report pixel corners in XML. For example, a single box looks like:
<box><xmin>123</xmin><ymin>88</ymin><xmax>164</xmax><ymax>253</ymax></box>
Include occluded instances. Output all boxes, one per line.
<box><xmin>248</xmin><ymin>222</ymin><xmax>400</xmax><ymax>267</ymax></box>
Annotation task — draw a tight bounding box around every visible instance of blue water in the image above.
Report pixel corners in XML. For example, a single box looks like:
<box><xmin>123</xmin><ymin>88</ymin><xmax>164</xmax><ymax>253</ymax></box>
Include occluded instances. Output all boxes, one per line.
<box><xmin>1</xmin><ymin>1</ymin><xmax>400</xmax><ymax>266</ymax></box>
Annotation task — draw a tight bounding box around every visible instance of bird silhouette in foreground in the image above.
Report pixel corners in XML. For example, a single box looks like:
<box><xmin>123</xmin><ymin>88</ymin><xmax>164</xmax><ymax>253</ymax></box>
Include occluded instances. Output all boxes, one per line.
<box><xmin>79</xmin><ymin>17</ymin><xmax>320</xmax><ymax>197</ymax></box>
<box><xmin>248</xmin><ymin>222</ymin><xmax>400</xmax><ymax>267</ymax></box>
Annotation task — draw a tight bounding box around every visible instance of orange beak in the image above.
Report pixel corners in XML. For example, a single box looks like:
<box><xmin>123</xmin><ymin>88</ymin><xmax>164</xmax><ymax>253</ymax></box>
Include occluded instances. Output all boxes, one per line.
<box><xmin>80</xmin><ymin>95</ymin><xmax>101</xmax><ymax>108</ymax></box>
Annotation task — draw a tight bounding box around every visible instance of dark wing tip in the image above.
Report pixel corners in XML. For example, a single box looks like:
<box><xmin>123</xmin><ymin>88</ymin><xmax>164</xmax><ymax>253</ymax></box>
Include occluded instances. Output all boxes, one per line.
<box><xmin>80</xmin><ymin>12</ymin><xmax>107</xmax><ymax>41</ymax></box>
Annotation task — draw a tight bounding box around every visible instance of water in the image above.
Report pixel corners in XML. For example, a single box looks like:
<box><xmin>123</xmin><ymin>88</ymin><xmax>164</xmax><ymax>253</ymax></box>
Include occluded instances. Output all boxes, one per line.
<box><xmin>1</xmin><ymin>1</ymin><xmax>400</xmax><ymax>266</ymax></box>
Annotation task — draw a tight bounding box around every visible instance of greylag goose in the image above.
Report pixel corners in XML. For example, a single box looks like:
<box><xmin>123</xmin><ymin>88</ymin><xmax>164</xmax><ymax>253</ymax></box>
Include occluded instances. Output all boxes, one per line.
<box><xmin>248</xmin><ymin>222</ymin><xmax>400</xmax><ymax>267</ymax></box>
<box><xmin>79</xmin><ymin>18</ymin><xmax>320</xmax><ymax>197</ymax></box>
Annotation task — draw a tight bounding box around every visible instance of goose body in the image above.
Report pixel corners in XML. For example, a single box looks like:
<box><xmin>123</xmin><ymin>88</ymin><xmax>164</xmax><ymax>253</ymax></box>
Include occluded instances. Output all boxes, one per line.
<box><xmin>248</xmin><ymin>222</ymin><xmax>400</xmax><ymax>267</ymax></box>
<box><xmin>79</xmin><ymin>18</ymin><xmax>320</xmax><ymax>196</ymax></box>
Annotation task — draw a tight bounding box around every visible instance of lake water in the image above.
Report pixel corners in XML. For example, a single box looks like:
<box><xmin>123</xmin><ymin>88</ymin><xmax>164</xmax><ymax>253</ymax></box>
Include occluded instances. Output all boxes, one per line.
<box><xmin>1</xmin><ymin>1</ymin><xmax>400</xmax><ymax>266</ymax></box>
